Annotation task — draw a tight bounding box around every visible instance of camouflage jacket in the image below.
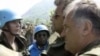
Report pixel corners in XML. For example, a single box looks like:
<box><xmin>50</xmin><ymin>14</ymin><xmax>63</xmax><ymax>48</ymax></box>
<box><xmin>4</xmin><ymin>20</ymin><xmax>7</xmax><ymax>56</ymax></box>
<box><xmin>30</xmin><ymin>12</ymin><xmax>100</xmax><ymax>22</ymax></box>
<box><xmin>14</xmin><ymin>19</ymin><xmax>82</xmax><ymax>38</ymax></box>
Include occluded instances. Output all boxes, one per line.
<box><xmin>47</xmin><ymin>37</ymin><xmax>73</xmax><ymax>56</ymax></box>
<box><xmin>77</xmin><ymin>40</ymin><xmax>100</xmax><ymax>56</ymax></box>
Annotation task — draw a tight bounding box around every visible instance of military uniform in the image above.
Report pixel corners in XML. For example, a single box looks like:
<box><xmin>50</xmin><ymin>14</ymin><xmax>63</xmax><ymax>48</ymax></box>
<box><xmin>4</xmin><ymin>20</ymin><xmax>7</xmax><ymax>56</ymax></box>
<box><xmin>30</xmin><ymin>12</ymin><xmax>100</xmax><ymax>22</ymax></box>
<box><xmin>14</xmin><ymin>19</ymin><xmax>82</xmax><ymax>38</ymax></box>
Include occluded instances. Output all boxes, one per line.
<box><xmin>77</xmin><ymin>40</ymin><xmax>100</xmax><ymax>56</ymax></box>
<box><xmin>47</xmin><ymin>37</ymin><xmax>73</xmax><ymax>56</ymax></box>
<box><xmin>0</xmin><ymin>32</ymin><xmax>29</xmax><ymax>56</ymax></box>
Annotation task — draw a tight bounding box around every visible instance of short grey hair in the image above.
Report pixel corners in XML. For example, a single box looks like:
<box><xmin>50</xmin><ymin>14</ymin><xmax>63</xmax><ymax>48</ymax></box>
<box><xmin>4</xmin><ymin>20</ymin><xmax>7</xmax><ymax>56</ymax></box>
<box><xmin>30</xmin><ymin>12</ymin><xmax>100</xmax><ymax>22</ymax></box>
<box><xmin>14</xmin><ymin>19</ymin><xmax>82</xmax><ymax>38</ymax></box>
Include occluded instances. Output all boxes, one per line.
<box><xmin>64</xmin><ymin>0</ymin><xmax>100</xmax><ymax>31</ymax></box>
<box><xmin>64</xmin><ymin>0</ymin><xmax>100</xmax><ymax>18</ymax></box>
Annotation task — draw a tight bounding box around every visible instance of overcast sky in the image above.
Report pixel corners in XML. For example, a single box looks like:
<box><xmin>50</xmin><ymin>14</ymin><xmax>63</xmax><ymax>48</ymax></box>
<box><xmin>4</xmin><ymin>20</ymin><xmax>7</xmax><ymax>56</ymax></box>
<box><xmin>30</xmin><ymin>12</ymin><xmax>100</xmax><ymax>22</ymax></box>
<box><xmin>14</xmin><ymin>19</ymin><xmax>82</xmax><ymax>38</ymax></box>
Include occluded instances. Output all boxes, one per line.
<box><xmin>0</xmin><ymin>0</ymin><xmax>42</xmax><ymax>16</ymax></box>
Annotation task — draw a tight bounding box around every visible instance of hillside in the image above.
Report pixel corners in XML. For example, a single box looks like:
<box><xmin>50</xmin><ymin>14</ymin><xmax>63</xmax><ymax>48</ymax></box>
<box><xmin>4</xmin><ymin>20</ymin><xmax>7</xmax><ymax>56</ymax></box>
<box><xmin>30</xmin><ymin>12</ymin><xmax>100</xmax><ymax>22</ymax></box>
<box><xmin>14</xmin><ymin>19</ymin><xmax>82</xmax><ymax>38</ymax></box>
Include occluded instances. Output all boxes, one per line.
<box><xmin>22</xmin><ymin>0</ymin><xmax>55</xmax><ymax>23</ymax></box>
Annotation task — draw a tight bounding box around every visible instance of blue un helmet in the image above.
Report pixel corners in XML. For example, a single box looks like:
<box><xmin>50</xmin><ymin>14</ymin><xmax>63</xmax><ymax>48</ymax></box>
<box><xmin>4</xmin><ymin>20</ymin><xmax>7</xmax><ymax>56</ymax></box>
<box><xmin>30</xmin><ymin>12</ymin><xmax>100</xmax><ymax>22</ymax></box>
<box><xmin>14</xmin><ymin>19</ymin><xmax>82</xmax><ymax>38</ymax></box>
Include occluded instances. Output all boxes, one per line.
<box><xmin>34</xmin><ymin>25</ymin><xmax>50</xmax><ymax>36</ymax></box>
<box><xmin>0</xmin><ymin>9</ymin><xmax>22</xmax><ymax>29</ymax></box>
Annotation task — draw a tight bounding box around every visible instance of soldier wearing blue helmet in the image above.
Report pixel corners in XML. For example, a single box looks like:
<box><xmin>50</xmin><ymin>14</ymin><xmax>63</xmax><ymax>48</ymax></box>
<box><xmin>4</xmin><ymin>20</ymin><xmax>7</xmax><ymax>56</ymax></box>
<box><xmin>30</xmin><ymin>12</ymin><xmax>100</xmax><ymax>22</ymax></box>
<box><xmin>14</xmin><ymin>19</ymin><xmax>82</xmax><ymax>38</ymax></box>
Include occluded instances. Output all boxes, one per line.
<box><xmin>0</xmin><ymin>9</ymin><xmax>29</xmax><ymax>56</ymax></box>
<box><xmin>28</xmin><ymin>25</ymin><xmax>50</xmax><ymax>56</ymax></box>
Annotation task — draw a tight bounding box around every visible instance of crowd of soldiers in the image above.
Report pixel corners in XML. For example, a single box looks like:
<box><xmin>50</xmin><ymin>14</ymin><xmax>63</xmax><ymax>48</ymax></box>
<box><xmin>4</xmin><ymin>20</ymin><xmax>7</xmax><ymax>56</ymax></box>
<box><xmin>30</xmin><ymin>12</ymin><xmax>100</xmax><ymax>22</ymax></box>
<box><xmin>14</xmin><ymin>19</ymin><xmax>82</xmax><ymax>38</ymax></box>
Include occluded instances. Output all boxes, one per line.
<box><xmin>0</xmin><ymin>0</ymin><xmax>100</xmax><ymax>56</ymax></box>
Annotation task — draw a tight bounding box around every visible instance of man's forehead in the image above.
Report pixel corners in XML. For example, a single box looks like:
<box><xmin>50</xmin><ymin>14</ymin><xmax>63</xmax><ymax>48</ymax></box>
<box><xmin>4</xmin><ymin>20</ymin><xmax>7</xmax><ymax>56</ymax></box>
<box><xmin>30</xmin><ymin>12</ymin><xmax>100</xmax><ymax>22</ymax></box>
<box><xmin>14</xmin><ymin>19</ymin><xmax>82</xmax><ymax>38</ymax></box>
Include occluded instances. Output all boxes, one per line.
<box><xmin>37</xmin><ymin>31</ymin><xmax>48</xmax><ymax>35</ymax></box>
<box><xmin>64</xmin><ymin>9</ymin><xmax>73</xmax><ymax>18</ymax></box>
<box><xmin>64</xmin><ymin>11</ymin><xmax>74</xmax><ymax>25</ymax></box>
<box><xmin>55</xmin><ymin>5</ymin><xmax>64</xmax><ymax>15</ymax></box>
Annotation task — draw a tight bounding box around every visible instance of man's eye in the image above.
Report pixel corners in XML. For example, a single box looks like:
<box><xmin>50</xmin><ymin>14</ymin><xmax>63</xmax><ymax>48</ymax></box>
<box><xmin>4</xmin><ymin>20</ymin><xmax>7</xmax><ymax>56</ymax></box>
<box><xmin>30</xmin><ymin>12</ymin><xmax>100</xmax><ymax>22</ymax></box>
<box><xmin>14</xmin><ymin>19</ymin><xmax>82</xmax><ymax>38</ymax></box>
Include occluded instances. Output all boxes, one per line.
<box><xmin>55</xmin><ymin>15</ymin><xmax>59</xmax><ymax>17</ymax></box>
<box><xmin>54</xmin><ymin>14</ymin><xmax>60</xmax><ymax>18</ymax></box>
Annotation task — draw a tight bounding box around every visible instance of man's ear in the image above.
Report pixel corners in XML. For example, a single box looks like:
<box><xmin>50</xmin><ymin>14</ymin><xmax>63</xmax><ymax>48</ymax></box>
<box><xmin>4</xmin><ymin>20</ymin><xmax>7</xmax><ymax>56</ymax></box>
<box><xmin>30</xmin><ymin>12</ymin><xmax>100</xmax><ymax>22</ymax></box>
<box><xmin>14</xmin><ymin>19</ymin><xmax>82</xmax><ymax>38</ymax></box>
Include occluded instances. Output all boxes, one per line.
<box><xmin>82</xmin><ymin>20</ymin><xmax>92</xmax><ymax>36</ymax></box>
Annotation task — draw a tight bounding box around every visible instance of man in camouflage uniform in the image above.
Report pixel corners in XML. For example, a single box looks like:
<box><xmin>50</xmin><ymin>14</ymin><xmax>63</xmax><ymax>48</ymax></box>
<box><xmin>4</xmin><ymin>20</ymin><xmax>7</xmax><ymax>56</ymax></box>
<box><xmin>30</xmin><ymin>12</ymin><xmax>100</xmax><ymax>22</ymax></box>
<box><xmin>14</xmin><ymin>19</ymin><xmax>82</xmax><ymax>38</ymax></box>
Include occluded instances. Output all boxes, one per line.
<box><xmin>62</xmin><ymin>0</ymin><xmax>100</xmax><ymax>56</ymax></box>
<box><xmin>47</xmin><ymin>0</ymin><xmax>74</xmax><ymax>56</ymax></box>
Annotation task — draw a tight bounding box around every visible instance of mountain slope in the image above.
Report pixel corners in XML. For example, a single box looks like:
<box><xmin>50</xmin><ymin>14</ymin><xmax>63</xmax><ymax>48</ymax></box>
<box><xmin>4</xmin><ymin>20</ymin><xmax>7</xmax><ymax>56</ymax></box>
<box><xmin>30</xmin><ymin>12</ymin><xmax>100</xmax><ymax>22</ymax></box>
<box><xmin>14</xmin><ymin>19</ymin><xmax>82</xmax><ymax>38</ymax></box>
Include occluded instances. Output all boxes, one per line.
<box><xmin>22</xmin><ymin>0</ymin><xmax>55</xmax><ymax>21</ymax></box>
